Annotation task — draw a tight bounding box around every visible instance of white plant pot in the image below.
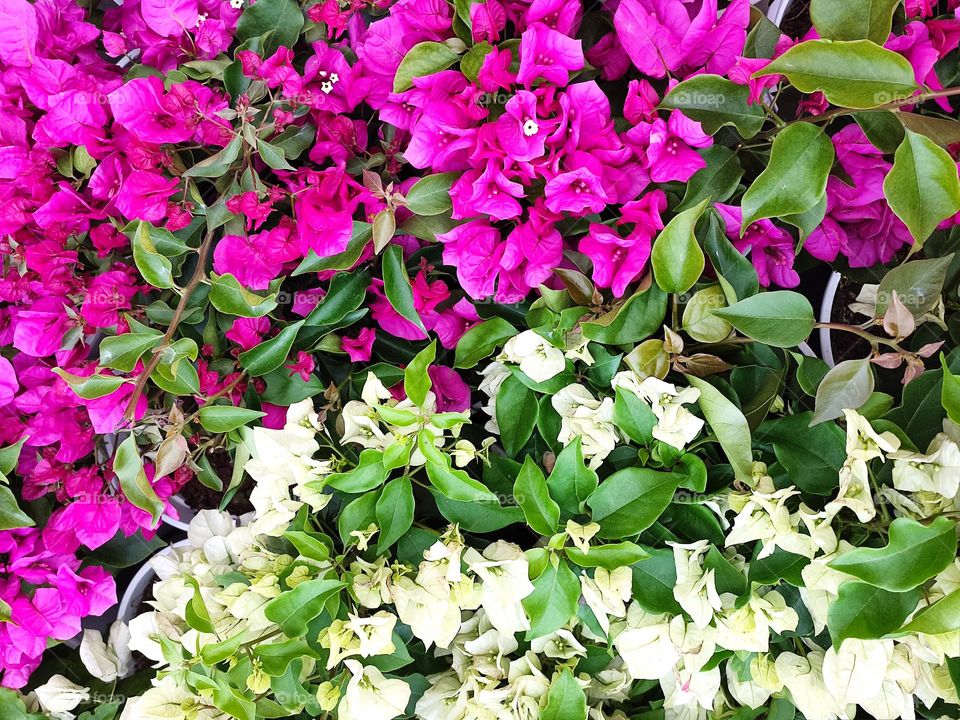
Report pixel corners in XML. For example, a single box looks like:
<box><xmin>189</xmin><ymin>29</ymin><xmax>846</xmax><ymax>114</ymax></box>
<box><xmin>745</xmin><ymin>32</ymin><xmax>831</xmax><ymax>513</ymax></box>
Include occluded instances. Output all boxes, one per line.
<box><xmin>766</xmin><ymin>0</ymin><xmax>796</xmax><ymax>25</ymax></box>
<box><xmin>116</xmin><ymin>539</ymin><xmax>189</xmax><ymax>624</ymax></box>
<box><xmin>162</xmin><ymin>494</ymin><xmax>194</xmax><ymax>532</ymax></box>
<box><xmin>818</xmin><ymin>271</ymin><xmax>842</xmax><ymax>367</ymax></box>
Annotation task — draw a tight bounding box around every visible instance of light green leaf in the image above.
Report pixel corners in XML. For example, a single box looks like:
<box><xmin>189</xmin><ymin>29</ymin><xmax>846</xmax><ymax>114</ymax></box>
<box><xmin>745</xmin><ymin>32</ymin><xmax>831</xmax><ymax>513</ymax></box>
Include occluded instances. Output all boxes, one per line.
<box><xmin>0</xmin><ymin>486</ymin><xmax>34</xmax><ymax>530</ymax></box>
<box><xmin>943</xmin><ymin>354</ymin><xmax>960</xmax><ymax>425</ymax></box>
<box><xmin>682</xmin><ymin>285</ymin><xmax>732</xmax><ymax>343</ymax></box>
<box><xmin>393</xmin><ymin>41</ymin><xmax>460</xmax><ymax>93</ymax></box>
<box><xmin>875</xmin><ymin>255</ymin><xmax>953</xmax><ymax>317</ymax></box>
<box><xmin>540</xmin><ymin>668</ymin><xmax>588</xmax><ymax>720</ymax></box>
<box><xmin>404</xmin><ymin>173</ymin><xmax>458</xmax><ymax>215</ymax></box>
<box><xmin>382</xmin><ymin>244</ymin><xmax>426</xmax><ymax>332</ymax></box>
<box><xmin>711</xmin><ymin>290</ymin><xmax>815</xmax><ymax>347</ymax></box>
<box><xmin>515</xmin><ymin>456</ymin><xmax>560</xmax><ymax>536</ymax></box>
<box><xmin>900</xmin><ymin>588</ymin><xmax>960</xmax><ymax>635</ymax></box>
<box><xmin>132</xmin><ymin>221</ymin><xmax>176</xmax><ymax>289</ymax></box>
<box><xmin>565</xmin><ymin>542</ymin><xmax>648</xmax><ymax>570</ymax></box>
<box><xmin>522</xmin><ymin>560</ymin><xmax>581</xmax><ymax>640</ymax></box>
<box><xmin>115</xmin><ymin>435</ymin><xmax>164</xmax><ymax>525</ymax></box>
<box><xmin>740</xmin><ymin>123</ymin><xmax>834</xmax><ymax>229</ymax></box>
<box><xmin>375</xmin><ymin>477</ymin><xmax>415</xmax><ymax>554</ymax></box>
<box><xmin>546</xmin><ymin>437</ymin><xmax>599</xmax><ymax>516</ymax></box>
<box><xmin>99</xmin><ymin>332</ymin><xmax>162</xmax><ymax>373</ymax></box>
<box><xmin>660</xmin><ymin>75</ymin><xmax>765</xmax><ymax>137</ymax></box>
<box><xmin>496</xmin><ymin>375</ymin><xmax>540</xmax><ymax>456</ymax></box>
<box><xmin>238</xmin><ymin>319</ymin><xmax>304</xmax><ymax>377</ymax></box>
<box><xmin>651</xmin><ymin>198</ymin><xmax>709</xmax><ymax>294</ymax></box>
<box><xmin>454</xmin><ymin>317</ymin><xmax>518</xmax><ymax>368</ymax></box>
<box><xmin>53</xmin><ymin>369</ymin><xmax>126</xmax><ymax>399</ymax></box>
<box><xmin>883</xmin><ymin>129</ymin><xmax>960</xmax><ymax>246</ymax></box>
<box><xmin>810</xmin><ymin>0</ymin><xmax>900</xmax><ymax>45</ymax></box>
<box><xmin>829</xmin><ymin>517</ymin><xmax>958</xmax><ymax>591</ymax></box>
<box><xmin>404</xmin><ymin>341</ymin><xmax>436</xmax><ymax>408</ymax></box>
<box><xmin>688</xmin><ymin>377</ymin><xmax>753</xmax><ymax>482</ymax></box>
<box><xmin>209</xmin><ymin>272</ymin><xmax>278</xmax><ymax>318</ymax></box>
<box><xmin>256</xmin><ymin>139</ymin><xmax>294</xmax><ymax>171</ymax></box>
<box><xmin>197</xmin><ymin>406</ymin><xmax>266</xmax><ymax>433</ymax></box>
<box><xmin>263</xmin><ymin>578</ymin><xmax>345</xmax><ymax>637</ymax></box>
<box><xmin>827</xmin><ymin>581</ymin><xmax>920</xmax><ymax>645</ymax></box>
<box><xmin>755</xmin><ymin>39</ymin><xmax>918</xmax><ymax>109</ymax></box>
<box><xmin>811</xmin><ymin>358</ymin><xmax>874</xmax><ymax>425</ymax></box>
<box><xmin>183</xmin><ymin>135</ymin><xmax>242</xmax><ymax>178</ymax></box>
<box><xmin>586</xmin><ymin>468</ymin><xmax>680</xmax><ymax>539</ymax></box>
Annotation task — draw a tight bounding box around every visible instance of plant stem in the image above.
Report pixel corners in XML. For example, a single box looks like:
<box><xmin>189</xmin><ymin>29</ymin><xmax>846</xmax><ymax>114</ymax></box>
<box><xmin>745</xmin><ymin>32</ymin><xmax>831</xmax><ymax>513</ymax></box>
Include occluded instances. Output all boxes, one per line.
<box><xmin>123</xmin><ymin>229</ymin><xmax>217</xmax><ymax>422</ymax></box>
<box><xmin>795</xmin><ymin>86</ymin><xmax>960</xmax><ymax>127</ymax></box>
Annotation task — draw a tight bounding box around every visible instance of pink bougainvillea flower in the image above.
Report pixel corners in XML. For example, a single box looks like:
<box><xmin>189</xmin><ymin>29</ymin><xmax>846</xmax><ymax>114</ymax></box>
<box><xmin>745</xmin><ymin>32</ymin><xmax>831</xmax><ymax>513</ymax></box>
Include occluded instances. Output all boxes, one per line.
<box><xmin>114</xmin><ymin>170</ymin><xmax>180</xmax><ymax>222</ymax></box>
<box><xmin>12</xmin><ymin>297</ymin><xmax>77</xmax><ymax>358</ymax></box>
<box><xmin>586</xmin><ymin>32</ymin><xmax>632</xmax><ymax>81</ymax></box>
<box><xmin>501</xmin><ymin>215</ymin><xmax>564</xmax><ymax>289</ymax></box>
<box><xmin>614</xmin><ymin>0</ymin><xmax>750</xmax><ymax>79</ymax></box>
<box><xmin>80</xmin><ymin>264</ymin><xmax>141</xmax><ymax>328</ymax></box>
<box><xmin>109</xmin><ymin>76</ymin><xmax>195</xmax><ymax>145</ymax></box>
<box><xmin>427</xmin><ymin>366</ymin><xmax>470</xmax><ymax>413</ymax></box>
<box><xmin>437</xmin><ymin>220</ymin><xmax>506</xmax><ymax>300</ymax></box>
<box><xmin>0</xmin><ymin>358</ymin><xmax>17</xmax><ymax>407</ymax></box>
<box><xmin>225</xmin><ymin>317</ymin><xmax>271</xmax><ymax>351</ymax></box>
<box><xmin>641</xmin><ymin>111</ymin><xmax>712</xmax><ymax>184</ymax></box>
<box><xmin>715</xmin><ymin>204</ymin><xmax>800</xmax><ymax>288</ymax></box>
<box><xmin>433</xmin><ymin>299</ymin><xmax>480</xmax><ymax>350</ymax></box>
<box><xmin>213</xmin><ymin>226</ymin><xmax>299</xmax><ymax>290</ymax></box>
<box><xmin>451</xmin><ymin>160</ymin><xmax>524</xmax><ymax>220</ymax></box>
<box><xmin>46</xmin><ymin>496</ymin><xmax>121</xmax><ymax>552</ymax></box>
<box><xmin>83</xmin><ymin>382</ymin><xmax>147</xmax><ymax>435</ymax></box>
<box><xmin>285</xmin><ymin>351</ymin><xmax>316</xmax><ymax>382</ymax></box>
<box><xmin>140</xmin><ymin>0</ymin><xmax>200</xmax><ymax>38</ymax></box>
<box><xmin>369</xmin><ymin>272</ymin><xmax>449</xmax><ymax>341</ymax></box>
<box><xmin>342</xmin><ymin>327</ymin><xmax>376</xmax><ymax>362</ymax></box>
<box><xmin>517</xmin><ymin>22</ymin><xmax>584</xmax><ymax>87</ymax></box>
<box><xmin>295</xmin><ymin>168</ymin><xmax>366</xmax><ymax>257</ymax></box>
<box><xmin>544</xmin><ymin>167</ymin><xmax>611</xmax><ymax>214</ymax></box>
<box><xmin>0</xmin><ymin>0</ymin><xmax>39</xmax><ymax>67</ymax></box>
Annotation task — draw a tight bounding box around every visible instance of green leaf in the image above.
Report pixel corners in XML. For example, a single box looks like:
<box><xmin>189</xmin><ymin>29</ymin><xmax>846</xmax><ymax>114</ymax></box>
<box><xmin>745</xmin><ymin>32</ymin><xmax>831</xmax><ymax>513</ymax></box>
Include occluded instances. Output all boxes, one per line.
<box><xmin>99</xmin><ymin>332</ymin><xmax>162</xmax><ymax>372</ymax></box>
<box><xmin>875</xmin><ymin>256</ymin><xmax>953</xmax><ymax>318</ymax></box>
<box><xmin>515</xmin><ymin>456</ymin><xmax>560</xmax><ymax>536</ymax></box>
<box><xmin>263</xmin><ymin>578</ymin><xmax>345</xmax><ymax>637</ymax></box>
<box><xmin>827</xmin><ymin>581</ymin><xmax>920</xmax><ymax>645</ymax></box>
<box><xmin>688</xmin><ymin>377</ymin><xmax>753</xmax><ymax>482</ymax></box>
<box><xmin>375</xmin><ymin>477</ymin><xmax>415</xmax><ymax>554</ymax></box>
<box><xmin>184</xmin><ymin>576</ymin><xmax>216</xmax><ymax>634</ymax></box>
<box><xmin>810</xmin><ymin>0</ymin><xmax>900</xmax><ymax>44</ymax></box>
<box><xmin>586</xmin><ymin>468</ymin><xmax>680</xmax><ymax>539</ymax></box>
<box><xmin>855</xmin><ymin>110</ymin><xmax>905</xmax><ymax>154</ymax></box>
<box><xmin>660</xmin><ymin>75</ymin><xmax>765</xmax><ymax>138</ymax></box>
<box><xmin>829</xmin><ymin>517</ymin><xmax>958</xmax><ymax>591</ymax></box>
<box><xmin>614</xmin><ymin>388</ymin><xmax>657</xmax><ymax>445</ymax></box>
<box><xmin>235</xmin><ymin>0</ymin><xmax>304</xmax><ymax>55</ymax></box>
<box><xmin>565</xmin><ymin>542</ymin><xmax>648</xmax><ymax>570</ymax></box>
<box><xmin>282</xmin><ymin>530</ymin><xmax>331</xmax><ymax>562</ymax></box>
<box><xmin>338</xmin><ymin>490</ymin><xmax>379</xmax><ymax>544</ymax></box>
<box><xmin>582</xmin><ymin>283</ymin><xmax>667</xmax><ymax>344</ymax></box>
<box><xmin>682</xmin><ymin>285</ymin><xmax>732</xmax><ymax>343</ymax></box>
<box><xmin>53</xmin><ymin>369</ymin><xmax>126</xmax><ymax>399</ymax></box>
<box><xmin>942</xmin><ymin>355</ymin><xmax>960</xmax><ymax>425</ymax></box>
<box><xmin>404</xmin><ymin>172</ymin><xmax>458</xmax><ymax>215</ymax></box>
<box><xmin>393</xmin><ymin>41</ymin><xmax>460</xmax><ymax>93</ymax></box>
<box><xmin>755</xmin><ymin>39</ymin><xmax>918</xmax><ymax>109</ymax></box>
<box><xmin>197</xmin><ymin>406</ymin><xmax>266</xmax><ymax>433</ymax></box>
<box><xmin>209</xmin><ymin>273</ymin><xmax>278</xmax><ymax>318</ymax></box>
<box><xmin>540</xmin><ymin>668</ymin><xmax>587</xmax><ymax>720</ymax></box>
<box><xmin>740</xmin><ymin>123</ymin><xmax>834</xmax><ymax>229</ymax></box>
<box><xmin>423</xmin><ymin>440</ymin><xmax>500</xmax><ymax>504</ymax></box>
<box><xmin>546</xmin><ymin>437</ymin><xmax>599</xmax><ymax>516</ymax></box>
<box><xmin>678</xmin><ymin>146</ymin><xmax>744</xmax><ymax>211</ymax></box>
<box><xmin>496</xmin><ymin>375</ymin><xmax>540</xmax><ymax>456</ymax></box>
<box><xmin>711</xmin><ymin>291</ymin><xmax>815</xmax><ymax>348</ymax></box>
<box><xmin>454</xmin><ymin>317</ymin><xmax>518</xmax><ymax>368</ymax></box>
<box><xmin>132</xmin><ymin>220</ymin><xmax>176</xmax><ymax>288</ymax></box>
<box><xmin>522</xmin><ymin>560</ymin><xmax>581</xmax><ymax>640</ymax></box>
<box><xmin>326</xmin><ymin>449</ymin><xmax>387</xmax><ymax>493</ymax></box>
<box><xmin>757</xmin><ymin>413</ymin><xmax>846</xmax><ymax>495</ymax></box>
<box><xmin>183</xmin><ymin>135</ymin><xmax>242</xmax><ymax>178</ymax></box>
<box><xmin>293</xmin><ymin>222</ymin><xmax>371</xmax><ymax>276</ymax></box>
<box><xmin>631</xmin><ymin>549</ymin><xmax>683</xmax><ymax>614</ymax></box>
<box><xmin>748</xmin><ymin>549</ymin><xmax>811</xmax><ymax>586</ymax></box>
<box><xmin>811</xmin><ymin>358</ymin><xmax>874</xmax><ymax>425</ymax></box>
<box><xmin>0</xmin><ymin>439</ymin><xmax>24</xmax><ymax>478</ymax></box>
<box><xmin>238</xmin><ymin>320</ymin><xmax>304</xmax><ymax>377</ymax></box>
<box><xmin>897</xmin><ymin>112</ymin><xmax>960</xmax><ymax>148</ymax></box>
<box><xmin>651</xmin><ymin>198</ymin><xmax>709</xmax><ymax>295</ymax></box>
<box><xmin>256</xmin><ymin>139</ymin><xmax>294</xmax><ymax>171</ymax></box>
<box><xmin>382</xmin><ymin>244</ymin><xmax>426</xmax><ymax>332</ymax></box>
<box><xmin>883</xmin><ymin>129</ymin><xmax>960</xmax><ymax>246</ymax></box>
<box><xmin>0</xmin><ymin>486</ymin><xmax>34</xmax><ymax>530</ymax></box>
<box><xmin>115</xmin><ymin>435</ymin><xmax>164</xmax><ymax>525</ymax></box>
<box><xmin>404</xmin><ymin>341</ymin><xmax>436</xmax><ymax>408</ymax></box>
<box><xmin>900</xmin><ymin>588</ymin><xmax>960</xmax><ymax>635</ymax></box>
<box><xmin>702</xmin><ymin>212</ymin><xmax>759</xmax><ymax>301</ymax></box>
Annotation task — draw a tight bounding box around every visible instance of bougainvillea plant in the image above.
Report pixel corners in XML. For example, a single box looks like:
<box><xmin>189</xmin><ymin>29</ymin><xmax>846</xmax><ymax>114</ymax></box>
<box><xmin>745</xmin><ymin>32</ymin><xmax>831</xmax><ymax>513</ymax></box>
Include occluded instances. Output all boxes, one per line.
<box><xmin>1</xmin><ymin>0</ymin><xmax>960</xmax><ymax>719</ymax></box>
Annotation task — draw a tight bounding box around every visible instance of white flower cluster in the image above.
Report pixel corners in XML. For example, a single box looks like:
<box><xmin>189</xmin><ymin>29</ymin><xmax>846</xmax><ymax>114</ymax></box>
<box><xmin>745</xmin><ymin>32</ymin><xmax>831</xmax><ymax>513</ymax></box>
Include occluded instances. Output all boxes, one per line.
<box><xmin>340</xmin><ymin>372</ymin><xmax>470</xmax><ymax>464</ymax></box>
<box><xmin>244</xmin><ymin>399</ymin><xmax>335</xmax><ymax>536</ymax></box>
<box><xmin>480</xmin><ymin>332</ymin><xmax>704</xmax><ymax>467</ymax></box>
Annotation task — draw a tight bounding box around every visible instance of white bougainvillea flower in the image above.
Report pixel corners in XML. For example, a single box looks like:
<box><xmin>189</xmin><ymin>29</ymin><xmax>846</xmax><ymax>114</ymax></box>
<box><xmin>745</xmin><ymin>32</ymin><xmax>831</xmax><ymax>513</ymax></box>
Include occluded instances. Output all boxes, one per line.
<box><xmin>552</xmin><ymin>384</ymin><xmax>618</xmax><ymax>467</ymax></box>
<box><xmin>500</xmin><ymin>330</ymin><xmax>566</xmax><ymax>382</ymax></box>
<box><xmin>612</xmin><ymin>372</ymin><xmax>704</xmax><ymax>449</ymax></box>
<box><xmin>775</xmin><ymin>650</ymin><xmax>852</xmax><ymax>720</ymax></box>
<box><xmin>891</xmin><ymin>429</ymin><xmax>960</xmax><ymax>499</ymax></box>
<box><xmin>581</xmin><ymin>566</ymin><xmax>632</xmax><ymax>633</ymax></box>
<box><xmin>822</xmin><ymin>638</ymin><xmax>894</xmax><ymax>707</ymax></box>
<box><xmin>464</xmin><ymin>541</ymin><xmax>534</xmax><ymax>636</ymax></box>
<box><xmin>34</xmin><ymin>675</ymin><xmax>89</xmax><ymax>718</ymax></box>
<box><xmin>669</xmin><ymin>541</ymin><xmax>722</xmax><ymax>628</ymax></box>
<box><xmin>339</xmin><ymin>660</ymin><xmax>411</xmax><ymax>720</ymax></box>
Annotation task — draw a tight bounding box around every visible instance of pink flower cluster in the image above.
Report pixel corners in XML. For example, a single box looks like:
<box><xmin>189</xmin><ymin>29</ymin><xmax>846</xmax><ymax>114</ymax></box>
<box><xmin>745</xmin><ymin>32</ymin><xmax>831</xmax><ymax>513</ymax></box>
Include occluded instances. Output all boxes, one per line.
<box><xmin>0</xmin><ymin>527</ymin><xmax>116</xmax><ymax>688</ymax></box>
